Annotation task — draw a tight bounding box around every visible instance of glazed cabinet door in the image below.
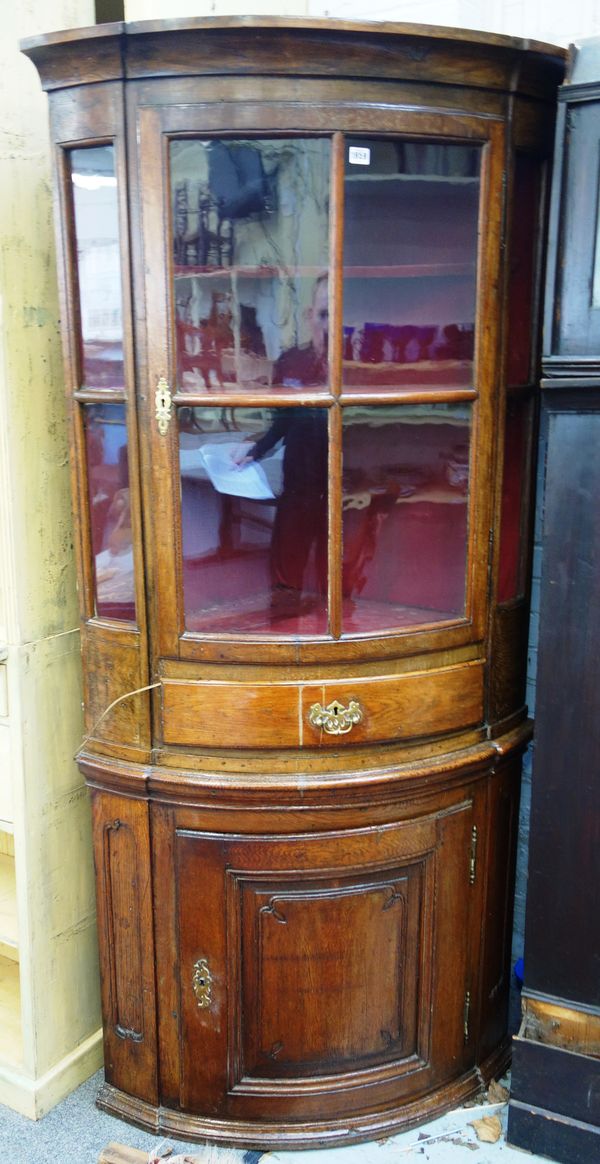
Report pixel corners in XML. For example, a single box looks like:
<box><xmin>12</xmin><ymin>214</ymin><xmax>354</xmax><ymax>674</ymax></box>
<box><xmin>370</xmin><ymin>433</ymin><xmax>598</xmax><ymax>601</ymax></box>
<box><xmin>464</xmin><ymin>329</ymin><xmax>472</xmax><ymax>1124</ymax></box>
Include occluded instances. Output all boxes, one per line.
<box><xmin>154</xmin><ymin>799</ymin><xmax>476</xmax><ymax>1126</ymax></box>
<box><xmin>44</xmin><ymin>86</ymin><xmax>151</xmax><ymax>758</ymax></box>
<box><xmin>133</xmin><ymin>97</ymin><xmax>504</xmax><ymax>678</ymax></box>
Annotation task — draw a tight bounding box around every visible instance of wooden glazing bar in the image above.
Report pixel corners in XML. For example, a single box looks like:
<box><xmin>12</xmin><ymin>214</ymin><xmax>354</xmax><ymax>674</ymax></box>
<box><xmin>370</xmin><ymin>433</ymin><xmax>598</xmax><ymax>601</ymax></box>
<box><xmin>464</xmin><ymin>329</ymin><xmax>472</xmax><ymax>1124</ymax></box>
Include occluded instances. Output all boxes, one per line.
<box><xmin>72</xmin><ymin>399</ymin><xmax>96</xmax><ymax>621</ymax></box>
<box><xmin>137</xmin><ymin>106</ymin><xmax>182</xmax><ymax>658</ymax></box>
<box><xmin>329</xmin><ymin>132</ymin><xmax>345</xmax><ymax>401</ymax></box>
<box><xmin>326</xmin><ymin>133</ymin><xmax>346</xmax><ymax>639</ymax></box>
<box><xmin>464</xmin><ymin>126</ymin><xmax>505</xmax><ymax>638</ymax></box>
<box><xmin>173</xmin><ymin>393</ymin><xmax>335</xmax><ymax>409</ymax></box>
<box><xmin>74</xmin><ymin>389</ymin><xmax>127</xmax><ymax>403</ymax></box>
<box><xmin>112</xmin><ymin>119</ymin><xmax>148</xmax><ymax>642</ymax></box>
<box><xmin>55</xmin><ymin>143</ymin><xmax>96</xmax><ymax>624</ymax></box>
<box><xmin>56</xmin><ymin>145</ymin><xmax>85</xmax><ymax>395</ymax></box>
<box><xmin>328</xmin><ymin>405</ymin><xmax>343</xmax><ymax>640</ymax></box>
<box><xmin>339</xmin><ymin>388</ymin><xmax>478</xmax><ymax>406</ymax></box>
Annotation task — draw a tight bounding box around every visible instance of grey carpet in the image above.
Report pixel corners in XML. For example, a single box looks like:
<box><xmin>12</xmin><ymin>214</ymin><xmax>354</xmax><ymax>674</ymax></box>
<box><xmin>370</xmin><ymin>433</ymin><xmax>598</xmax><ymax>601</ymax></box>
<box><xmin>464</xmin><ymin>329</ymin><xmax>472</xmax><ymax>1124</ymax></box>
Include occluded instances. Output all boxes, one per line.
<box><xmin>0</xmin><ymin>1070</ymin><xmax>262</xmax><ymax>1163</ymax></box>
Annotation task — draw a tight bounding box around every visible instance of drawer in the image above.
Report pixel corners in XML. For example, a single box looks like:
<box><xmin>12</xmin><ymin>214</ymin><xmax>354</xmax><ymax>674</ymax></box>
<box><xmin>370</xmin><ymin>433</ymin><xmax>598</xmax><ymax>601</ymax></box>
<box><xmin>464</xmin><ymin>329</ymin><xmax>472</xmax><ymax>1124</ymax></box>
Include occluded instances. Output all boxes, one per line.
<box><xmin>162</xmin><ymin>679</ymin><xmax>300</xmax><ymax>749</ymax></box>
<box><xmin>161</xmin><ymin>660</ymin><xmax>484</xmax><ymax>750</ymax></box>
<box><xmin>304</xmin><ymin>661</ymin><xmax>484</xmax><ymax>747</ymax></box>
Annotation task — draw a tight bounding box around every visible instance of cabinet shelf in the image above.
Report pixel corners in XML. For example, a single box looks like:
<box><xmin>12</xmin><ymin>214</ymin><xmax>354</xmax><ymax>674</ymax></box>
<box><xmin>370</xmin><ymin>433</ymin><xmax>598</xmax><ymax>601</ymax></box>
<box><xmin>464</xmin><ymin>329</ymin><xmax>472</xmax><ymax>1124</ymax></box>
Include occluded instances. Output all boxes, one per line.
<box><xmin>0</xmin><ymin>852</ymin><xmax>17</xmax><ymax>962</ymax></box>
<box><xmin>344</xmin><ymin>263</ymin><xmax>474</xmax><ymax>278</ymax></box>
<box><xmin>174</xmin><ymin>264</ymin><xmax>323</xmax><ymax>279</ymax></box>
<box><xmin>345</xmin><ymin>172</ymin><xmax>479</xmax><ymax>185</ymax></box>
<box><xmin>0</xmin><ymin>955</ymin><xmax>22</xmax><ymax>1068</ymax></box>
<box><xmin>174</xmin><ymin>263</ymin><xmax>474</xmax><ymax>280</ymax></box>
<box><xmin>175</xmin><ymin>264</ymin><xmax>273</xmax><ymax>278</ymax></box>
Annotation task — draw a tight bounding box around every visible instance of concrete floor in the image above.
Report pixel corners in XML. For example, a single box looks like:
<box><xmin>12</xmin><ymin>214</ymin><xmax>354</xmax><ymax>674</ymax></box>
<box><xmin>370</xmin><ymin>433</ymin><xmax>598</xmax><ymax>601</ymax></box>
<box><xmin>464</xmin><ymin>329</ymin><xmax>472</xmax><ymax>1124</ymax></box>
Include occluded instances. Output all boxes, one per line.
<box><xmin>0</xmin><ymin>1070</ymin><xmax>554</xmax><ymax>1164</ymax></box>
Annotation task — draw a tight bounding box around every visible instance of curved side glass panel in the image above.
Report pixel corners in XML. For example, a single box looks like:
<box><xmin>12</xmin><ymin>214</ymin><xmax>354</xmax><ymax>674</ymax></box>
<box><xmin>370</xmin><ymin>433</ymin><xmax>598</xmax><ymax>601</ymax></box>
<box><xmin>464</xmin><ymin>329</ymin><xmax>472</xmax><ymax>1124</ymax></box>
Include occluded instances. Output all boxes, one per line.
<box><xmin>83</xmin><ymin>403</ymin><xmax>135</xmax><ymax>621</ymax></box>
<box><xmin>70</xmin><ymin>146</ymin><xmax>124</xmax><ymax>389</ymax></box>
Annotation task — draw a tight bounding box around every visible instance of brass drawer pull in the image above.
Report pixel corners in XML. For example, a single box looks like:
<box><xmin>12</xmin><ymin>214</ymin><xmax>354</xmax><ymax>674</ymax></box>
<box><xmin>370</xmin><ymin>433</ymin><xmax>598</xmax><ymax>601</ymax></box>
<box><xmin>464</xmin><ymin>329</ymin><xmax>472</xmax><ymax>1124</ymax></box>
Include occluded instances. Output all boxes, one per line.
<box><xmin>308</xmin><ymin>699</ymin><xmax>363</xmax><ymax>736</ymax></box>
<box><xmin>192</xmin><ymin>958</ymin><xmax>213</xmax><ymax>1008</ymax></box>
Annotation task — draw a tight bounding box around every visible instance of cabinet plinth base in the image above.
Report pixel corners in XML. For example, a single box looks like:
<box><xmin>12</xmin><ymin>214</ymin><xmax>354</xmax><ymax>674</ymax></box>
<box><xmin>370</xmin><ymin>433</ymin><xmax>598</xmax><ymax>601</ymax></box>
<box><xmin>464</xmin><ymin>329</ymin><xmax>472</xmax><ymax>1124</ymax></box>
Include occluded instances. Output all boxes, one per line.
<box><xmin>98</xmin><ymin>1042</ymin><xmax>510</xmax><ymax>1150</ymax></box>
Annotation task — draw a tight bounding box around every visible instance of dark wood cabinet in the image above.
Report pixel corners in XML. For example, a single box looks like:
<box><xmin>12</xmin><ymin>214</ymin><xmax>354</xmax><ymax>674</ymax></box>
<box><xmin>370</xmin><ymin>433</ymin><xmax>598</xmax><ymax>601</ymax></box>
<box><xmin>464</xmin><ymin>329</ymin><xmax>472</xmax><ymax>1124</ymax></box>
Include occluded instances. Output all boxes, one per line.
<box><xmin>508</xmin><ymin>38</ymin><xmax>600</xmax><ymax>1164</ymax></box>
<box><xmin>23</xmin><ymin>18</ymin><xmax>564</xmax><ymax>1148</ymax></box>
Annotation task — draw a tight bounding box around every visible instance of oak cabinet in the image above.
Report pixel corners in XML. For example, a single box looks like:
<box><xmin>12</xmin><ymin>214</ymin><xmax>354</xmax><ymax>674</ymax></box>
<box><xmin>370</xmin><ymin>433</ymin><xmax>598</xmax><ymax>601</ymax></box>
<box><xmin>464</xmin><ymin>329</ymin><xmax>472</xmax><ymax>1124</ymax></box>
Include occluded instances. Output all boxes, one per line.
<box><xmin>23</xmin><ymin>17</ymin><xmax>564</xmax><ymax>1148</ymax></box>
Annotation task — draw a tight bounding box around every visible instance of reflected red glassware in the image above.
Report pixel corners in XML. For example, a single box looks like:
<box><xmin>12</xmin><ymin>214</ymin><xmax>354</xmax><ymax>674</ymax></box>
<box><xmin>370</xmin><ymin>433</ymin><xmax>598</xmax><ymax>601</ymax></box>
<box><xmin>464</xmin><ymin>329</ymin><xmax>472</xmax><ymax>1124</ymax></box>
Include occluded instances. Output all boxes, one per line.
<box><xmin>83</xmin><ymin>403</ymin><xmax>135</xmax><ymax>621</ymax></box>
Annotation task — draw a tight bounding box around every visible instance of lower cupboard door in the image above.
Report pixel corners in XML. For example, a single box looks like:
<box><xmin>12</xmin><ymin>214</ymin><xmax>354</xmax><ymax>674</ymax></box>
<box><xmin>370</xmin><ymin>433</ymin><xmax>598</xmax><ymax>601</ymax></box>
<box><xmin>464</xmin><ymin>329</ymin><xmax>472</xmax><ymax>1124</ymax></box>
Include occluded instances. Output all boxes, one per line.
<box><xmin>172</xmin><ymin>806</ymin><xmax>474</xmax><ymax>1120</ymax></box>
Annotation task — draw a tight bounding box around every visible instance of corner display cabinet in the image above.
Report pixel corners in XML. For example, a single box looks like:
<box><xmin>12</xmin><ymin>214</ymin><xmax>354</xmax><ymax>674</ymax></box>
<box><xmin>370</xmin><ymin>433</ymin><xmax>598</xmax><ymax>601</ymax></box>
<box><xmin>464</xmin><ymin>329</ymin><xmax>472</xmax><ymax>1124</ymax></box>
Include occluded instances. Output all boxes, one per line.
<box><xmin>23</xmin><ymin>19</ymin><xmax>564</xmax><ymax>1148</ymax></box>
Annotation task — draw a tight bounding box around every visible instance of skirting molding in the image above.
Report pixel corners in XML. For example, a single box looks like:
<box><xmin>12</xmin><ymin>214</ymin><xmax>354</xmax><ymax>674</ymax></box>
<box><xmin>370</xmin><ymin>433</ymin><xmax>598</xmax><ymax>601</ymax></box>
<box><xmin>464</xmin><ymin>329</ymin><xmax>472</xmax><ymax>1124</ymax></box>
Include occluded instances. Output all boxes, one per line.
<box><xmin>0</xmin><ymin>1027</ymin><xmax>103</xmax><ymax>1120</ymax></box>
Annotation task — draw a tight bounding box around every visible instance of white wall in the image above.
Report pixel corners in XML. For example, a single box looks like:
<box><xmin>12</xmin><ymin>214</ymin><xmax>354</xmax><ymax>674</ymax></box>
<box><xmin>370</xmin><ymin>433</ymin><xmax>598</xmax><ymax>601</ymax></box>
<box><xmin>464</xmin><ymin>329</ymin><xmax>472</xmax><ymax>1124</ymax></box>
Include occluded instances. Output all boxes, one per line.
<box><xmin>123</xmin><ymin>0</ymin><xmax>600</xmax><ymax>47</ymax></box>
<box><xmin>314</xmin><ymin>0</ymin><xmax>600</xmax><ymax>47</ymax></box>
<box><xmin>0</xmin><ymin>0</ymin><xmax>103</xmax><ymax>1118</ymax></box>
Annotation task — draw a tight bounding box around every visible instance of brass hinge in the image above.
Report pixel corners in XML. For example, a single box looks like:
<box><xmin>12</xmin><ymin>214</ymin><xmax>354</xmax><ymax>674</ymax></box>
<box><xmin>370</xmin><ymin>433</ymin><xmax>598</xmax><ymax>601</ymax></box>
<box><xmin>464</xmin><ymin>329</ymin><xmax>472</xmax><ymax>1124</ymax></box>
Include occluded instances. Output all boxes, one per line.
<box><xmin>464</xmin><ymin>990</ymin><xmax>471</xmax><ymax>1043</ymax></box>
<box><xmin>469</xmin><ymin>825</ymin><xmax>478</xmax><ymax>885</ymax></box>
<box><xmin>486</xmin><ymin>528</ymin><xmax>495</xmax><ymax>602</ymax></box>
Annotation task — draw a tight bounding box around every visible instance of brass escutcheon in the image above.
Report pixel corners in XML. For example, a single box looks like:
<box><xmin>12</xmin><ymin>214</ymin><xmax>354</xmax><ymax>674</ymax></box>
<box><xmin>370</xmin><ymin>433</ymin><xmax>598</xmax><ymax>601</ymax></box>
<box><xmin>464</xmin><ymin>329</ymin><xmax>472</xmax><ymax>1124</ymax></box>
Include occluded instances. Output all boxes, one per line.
<box><xmin>308</xmin><ymin>698</ymin><xmax>363</xmax><ymax>735</ymax></box>
<box><xmin>192</xmin><ymin>957</ymin><xmax>212</xmax><ymax>1008</ymax></box>
<box><xmin>155</xmin><ymin>377</ymin><xmax>172</xmax><ymax>435</ymax></box>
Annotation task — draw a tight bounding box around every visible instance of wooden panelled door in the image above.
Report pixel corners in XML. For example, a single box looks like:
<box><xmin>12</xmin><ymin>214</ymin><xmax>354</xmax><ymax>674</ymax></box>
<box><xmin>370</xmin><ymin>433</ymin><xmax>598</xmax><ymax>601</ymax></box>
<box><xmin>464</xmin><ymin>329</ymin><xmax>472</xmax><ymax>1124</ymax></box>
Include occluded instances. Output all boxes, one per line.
<box><xmin>152</xmin><ymin>798</ymin><xmax>476</xmax><ymax>1120</ymax></box>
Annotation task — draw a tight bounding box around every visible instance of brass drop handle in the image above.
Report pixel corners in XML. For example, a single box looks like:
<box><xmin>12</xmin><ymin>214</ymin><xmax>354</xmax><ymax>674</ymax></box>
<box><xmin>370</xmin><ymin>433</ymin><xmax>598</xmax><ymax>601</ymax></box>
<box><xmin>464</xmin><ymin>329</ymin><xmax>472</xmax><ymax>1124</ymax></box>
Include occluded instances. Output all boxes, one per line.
<box><xmin>308</xmin><ymin>698</ymin><xmax>363</xmax><ymax>736</ymax></box>
<box><xmin>192</xmin><ymin>957</ymin><xmax>213</xmax><ymax>1008</ymax></box>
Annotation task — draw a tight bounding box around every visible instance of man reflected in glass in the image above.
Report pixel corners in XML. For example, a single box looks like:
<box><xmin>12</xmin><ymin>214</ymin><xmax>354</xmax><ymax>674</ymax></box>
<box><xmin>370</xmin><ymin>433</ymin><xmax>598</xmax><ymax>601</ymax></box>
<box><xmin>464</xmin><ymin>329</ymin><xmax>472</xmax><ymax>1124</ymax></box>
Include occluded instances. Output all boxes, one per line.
<box><xmin>233</xmin><ymin>275</ymin><xmax>329</xmax><ymax>618</ymax></box>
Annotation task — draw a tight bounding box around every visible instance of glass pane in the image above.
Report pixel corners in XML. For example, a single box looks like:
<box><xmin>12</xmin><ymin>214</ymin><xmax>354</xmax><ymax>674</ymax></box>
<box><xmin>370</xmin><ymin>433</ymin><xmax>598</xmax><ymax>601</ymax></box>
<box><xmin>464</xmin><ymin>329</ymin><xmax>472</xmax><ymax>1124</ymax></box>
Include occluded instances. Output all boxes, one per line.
<box><xmin>342</xmin><ymin>403</ymin><xmax>471</xmax><ymax>633</ymax></box>
<box><xmin>70</xmin><ymin>146</ymin><xmax>124</xmax><ymax>389</ymax></box>
<box><xmin>83</xmin><ymin>403</ymin><xmax>135</xmax><ymax>621</ymax></box>
<box><xmin>179</xmin><ymin>406</ymin><xmax>328</xmax><ymax>634</ymax></box>
<box><xmin>171</xmin><ymin>139</ymin><xmax>330</xmax><ymax>393</ymax></box>
<box><xmin>553</xmin><ymin>103</ymin><xmax>600</xmax><ymax>356</ymax></box>
<box><xmin>497</xmin><ymin>395</ymin><xmax>532</xmax><ymax>603</ymax></box>
<box><xmin>342</xmin><ymin>140</ymin><xmax>480</xmax><ymax>392</ymax></box>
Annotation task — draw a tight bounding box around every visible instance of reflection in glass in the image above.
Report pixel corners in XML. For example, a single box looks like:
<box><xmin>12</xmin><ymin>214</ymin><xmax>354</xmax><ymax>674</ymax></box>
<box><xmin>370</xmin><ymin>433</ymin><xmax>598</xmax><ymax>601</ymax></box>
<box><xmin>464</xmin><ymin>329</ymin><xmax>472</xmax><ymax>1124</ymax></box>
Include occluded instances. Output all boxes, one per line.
<box><xmin>170</xmin><ymin>139</ymin><xmax>330</xmax><ymax>393</ymax></box>
<box><xmin>555</xmin><ymin>104</ymin><xmax>600</xmax><ymax>355</ymax></box>
<box><xmin>593</xmin><ymin>172</ymin><xmax>600</xmax><ymax>307</ymax></box>
<box><xmin>179</xmin><ymin>406</ymin><xmax>328</xmax><ymax>635</ymax></box>
<box><xmin>343</xmin><ymin>140</ymin><xmax>480</xmax><ymax>391</ymax></box>
<box><xmin>83</xmin><ymin>404</ymin><xmax>135</xmax><ymax>620</ymax></box>
<box><xmin>342</xmin><ymin>404</ymin><xmax>471</xmax><ymax>633</ymax></box>
<box><xmin>70</xmin><ymin>146</ymin><xmax>124</xmax><ymax>389</ymax></box>
<box><xmin>497</xmin><ymin>396</ymin><xmax>531</xmax><ymax>603</ymax></box>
